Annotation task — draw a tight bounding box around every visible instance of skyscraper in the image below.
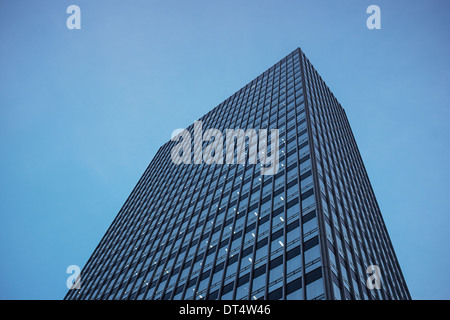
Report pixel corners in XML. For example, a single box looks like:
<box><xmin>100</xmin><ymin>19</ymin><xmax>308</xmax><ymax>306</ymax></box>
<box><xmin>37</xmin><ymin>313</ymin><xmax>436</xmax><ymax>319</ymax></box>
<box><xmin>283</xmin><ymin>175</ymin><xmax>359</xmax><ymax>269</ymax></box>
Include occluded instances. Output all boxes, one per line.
<box><xmin>65</xmin><ymin>48</ymin><xmax>410</xmax><ymax>300</ymax></box>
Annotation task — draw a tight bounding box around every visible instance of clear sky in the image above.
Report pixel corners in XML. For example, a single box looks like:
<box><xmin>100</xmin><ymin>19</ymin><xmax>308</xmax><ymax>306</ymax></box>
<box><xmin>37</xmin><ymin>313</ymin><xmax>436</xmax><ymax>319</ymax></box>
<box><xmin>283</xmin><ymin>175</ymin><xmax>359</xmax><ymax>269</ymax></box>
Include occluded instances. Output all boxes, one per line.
<box><xmin>0</xmin><ymin>0</ymin><xmax>449</xmax><ymax>300</ymax></box>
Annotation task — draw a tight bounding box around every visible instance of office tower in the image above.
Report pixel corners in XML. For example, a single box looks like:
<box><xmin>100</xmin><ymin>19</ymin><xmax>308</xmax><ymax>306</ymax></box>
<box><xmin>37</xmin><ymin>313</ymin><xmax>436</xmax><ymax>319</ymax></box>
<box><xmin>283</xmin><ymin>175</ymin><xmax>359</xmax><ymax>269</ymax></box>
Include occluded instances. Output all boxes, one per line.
<box><xmin>65</xmin><ymin>48</ymin><xmax>410</xmax><ymax>300</ymax></box>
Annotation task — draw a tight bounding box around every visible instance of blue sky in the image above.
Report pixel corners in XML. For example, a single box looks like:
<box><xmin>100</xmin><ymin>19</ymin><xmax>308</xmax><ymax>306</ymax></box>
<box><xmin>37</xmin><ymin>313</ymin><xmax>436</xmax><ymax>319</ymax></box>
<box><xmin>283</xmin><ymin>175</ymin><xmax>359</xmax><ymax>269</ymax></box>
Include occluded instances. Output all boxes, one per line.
<box><xmin>0</xmin><ymin>0</ymin><xmax>449</xmax><ymax>300</ymax></box>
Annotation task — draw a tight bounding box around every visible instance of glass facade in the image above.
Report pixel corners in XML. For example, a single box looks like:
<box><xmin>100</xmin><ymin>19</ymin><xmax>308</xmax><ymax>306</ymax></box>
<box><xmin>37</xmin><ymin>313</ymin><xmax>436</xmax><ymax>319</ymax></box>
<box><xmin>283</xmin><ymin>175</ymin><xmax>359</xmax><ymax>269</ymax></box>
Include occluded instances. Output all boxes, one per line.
<box><xmin>65</xmin><ymin>48</ymin><xmax>410</xmax><ymax>300</ymax></box>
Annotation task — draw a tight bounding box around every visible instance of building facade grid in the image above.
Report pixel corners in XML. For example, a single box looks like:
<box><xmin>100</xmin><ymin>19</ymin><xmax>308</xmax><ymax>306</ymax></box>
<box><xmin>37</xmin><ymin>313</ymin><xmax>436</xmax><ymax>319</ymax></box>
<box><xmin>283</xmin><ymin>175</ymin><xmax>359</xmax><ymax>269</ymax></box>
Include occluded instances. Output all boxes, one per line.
<box><xmin>65</xmin><ymin>48</ymin><xmax>410</xmax><ymax>300</ymax></box>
